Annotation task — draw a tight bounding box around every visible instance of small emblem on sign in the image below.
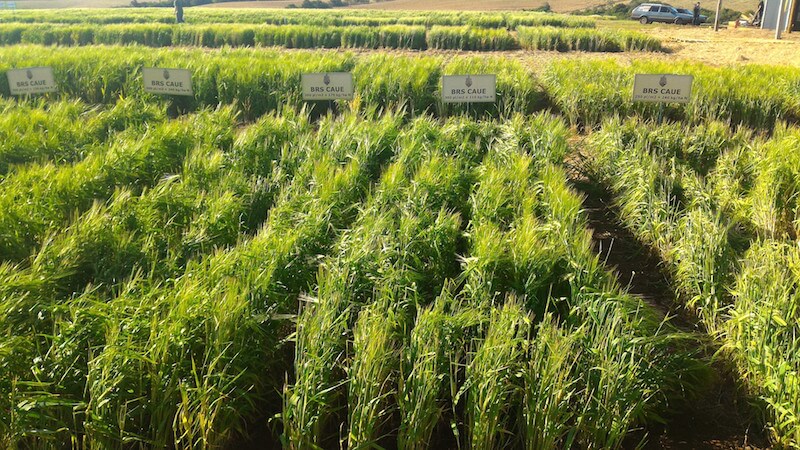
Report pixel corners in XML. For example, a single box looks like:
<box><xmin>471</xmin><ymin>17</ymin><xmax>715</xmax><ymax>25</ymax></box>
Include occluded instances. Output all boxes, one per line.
<box><xmin>163</xmin><ymin>70</ymin><xmax>170</xmax><ymax>80</ymax></box>
<box><xmin>26</xmin><ymin>69</ymin><xmax>33</xmax><ymax>80</ymax></box>
<box><xmin>659</xmin><ymin>76</ymin><xmax>667</xmax><ymax>87</ymax></box>
<box><xmin>323</xmin><ymin>73</ymin><xmax>330</xmax><ymax>86</ymax></box>
<box><xmin>465</xmin><ymin>75</ymin><xmax>473</xmax><ymax>88</ymax></box>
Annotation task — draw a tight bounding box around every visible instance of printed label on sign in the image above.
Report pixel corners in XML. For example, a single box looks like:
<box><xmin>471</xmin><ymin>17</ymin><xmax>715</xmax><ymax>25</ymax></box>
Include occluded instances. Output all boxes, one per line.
<box><xmin>632</xmin><ymin>74</ymin><xmax>693</xmax><ymax>103</ymax></box>
<box><xmin>143</xmin><ymin>68</ymin><xmax>193</xmax><ymax>96</ymax></box>
<box><xmin>7</xmin><ymin>67</ymin><xmax>57</xmax><ymax>95</ymax></box>
<box><xmin>302</xmin><ymin>73</ymin><xmax>354</xmax><ymax>101</ymax></box>
<box><xmin>442</xmin><ymin>75</ymin><xmax>496</xmax><ymax>103</ymax></box>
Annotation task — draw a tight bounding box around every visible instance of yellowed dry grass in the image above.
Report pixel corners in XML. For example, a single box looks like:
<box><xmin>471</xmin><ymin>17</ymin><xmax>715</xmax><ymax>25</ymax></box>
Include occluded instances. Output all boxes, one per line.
<box><xmin>12</xmin><ymin>0</ymin><xmax>129</xmax><ymax>7</ymax></box>
<box><xmin>190</xmin><ymin>0</ymin><xmax>602</xmax><ymax>11</ymax></box>
<box><xmin>197</xmin><ymin>1</ymin><xmax>300</xmax><ymax>7</ymax></box>
<box><xmin>346</xmin><ymin>0</ymin><xmax>607</xmax><ymax>12</ymax></box>
<box><xmin>12</xmin><ymin>0</ymin><xmax>758</xmax><ymax>12</ymax></box>
<box><xmin>642</xmin><ymin>22</ymin><xmax>800</xmax><ymax>66</ymax></box>
<box><xmin>211</xmin><ymin>0</ymin><xmax>757</xmax><ymax>12</ymax></box>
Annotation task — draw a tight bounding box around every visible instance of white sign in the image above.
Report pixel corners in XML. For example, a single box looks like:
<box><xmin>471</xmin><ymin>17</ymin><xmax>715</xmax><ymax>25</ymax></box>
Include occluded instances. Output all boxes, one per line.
<box><xmin>301</xmin><ymin>73</ymin><xmax>354</xmax><ymax>101</ymax></box>
<box><xmin>7</xmin><ymin>67</ymin><xmax>57</xmax><ymax>95</ymax></box>
<box><xmin>143</xmin><ymin>68</ymin><xmax>193</xmax><ymax>96</ymax></box>
<box><xmin>632</xmin><ymin>74</ymin><xmax>693</xmax><ymax>104</ymax></box>
<box><xmin>442</xmin><ymin>75</ymin><xmax>496</xmax><ymax>103</ymax></box>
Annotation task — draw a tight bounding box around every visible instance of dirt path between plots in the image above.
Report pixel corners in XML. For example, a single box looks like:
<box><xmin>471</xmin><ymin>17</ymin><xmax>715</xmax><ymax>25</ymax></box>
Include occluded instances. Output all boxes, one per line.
<box><xmin>564</xmin><ymin>147</ymin><xmax>770</xmax><ymax>450</ymax></box>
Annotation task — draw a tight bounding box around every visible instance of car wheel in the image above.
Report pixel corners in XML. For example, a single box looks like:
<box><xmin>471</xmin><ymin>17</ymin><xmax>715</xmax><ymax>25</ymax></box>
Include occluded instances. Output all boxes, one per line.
<box><xmin>640</xmin><ymin>16</ymin><xmax>650</xmax><ymax>24</ymax></box>
<box><xmin>675</xmin><ymin>18</ymin><xmax>686</xmax><ymax>24</ymax></box>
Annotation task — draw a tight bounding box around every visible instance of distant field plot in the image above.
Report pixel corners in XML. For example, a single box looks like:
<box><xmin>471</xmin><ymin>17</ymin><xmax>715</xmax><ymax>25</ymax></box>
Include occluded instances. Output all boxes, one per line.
<box><xmin>347</xmin><ymin>0</ymin><xmax>607</xmax><ymax>11</ymax></box>
<box><xmin>0</xmin><ymin>22</ymin><xmax>664</xmax><ymax>52</ymax></box>
<box><xmin>0</xmin><ymin>7</ymin><xmax>598</xmax><ymax>27</ymax></box>
<box><xmin>6</xmin><ymin>0</ymin><xmax>128</xmax><ymax>7</ymax></box>
<box><xmin>8</xmin><ymin>0</ymin><xmax>607</xmax><ymax>10</ymax></box>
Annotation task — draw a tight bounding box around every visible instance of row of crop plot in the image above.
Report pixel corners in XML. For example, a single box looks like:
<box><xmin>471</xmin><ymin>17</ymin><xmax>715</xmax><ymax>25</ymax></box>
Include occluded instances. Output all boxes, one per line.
<box><xmin>544</xmin><ymin>60</ymin><xmax>800</xmax><ymax>131</ymax></box>
<box><xmin>0</xmin><ymin>97</ymin><xmax>165</xmax><ymax>177</ymax></box>
<box><xmin>583</xmin><ymin>118</ymin><xmax>800</xmax><ymax>446</ymax></box>
<box><xmin>1</xmin><ymin>47</ymin><xmax>799</xmax><ymax>128</ymax></box>
<box><xmin>0</xmin><ymin>107</ymin><xmax>709</xmax><ymax>449</ymax></box>
<box><xmin>0</xmin><ymin>110</ymin><xmax>399</xmax><ymax>448</ymax></box>
<box><xmin>0</xmin><ymin>47</ymin><xmax>547</xmax><ymax>119</ymax></box>
<box><xmin>0</xmin><ymin>23</ymin><xmax>662</xmax><ymax>52</ymax></box>
<box><xmin>2</xmin><ymin>47</ymin><xmax>800</xmax><ymax>448</ymax></box>
<box><xmin>0</xmin><ymin>8</ymin><xmax>596</xmax><ymax>29</ymax></box>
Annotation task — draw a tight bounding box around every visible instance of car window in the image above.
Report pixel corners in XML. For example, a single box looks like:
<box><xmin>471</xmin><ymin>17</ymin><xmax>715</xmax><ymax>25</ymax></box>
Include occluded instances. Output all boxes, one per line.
<box><xmin>649</xmin><ymin>5</ymin><xmax>660</xmax><ymax>11</ymax></box>
<box><xmin>660</xmin><ymin>6</ymin><xmax>672</xmax><ymax>13</ymax></box>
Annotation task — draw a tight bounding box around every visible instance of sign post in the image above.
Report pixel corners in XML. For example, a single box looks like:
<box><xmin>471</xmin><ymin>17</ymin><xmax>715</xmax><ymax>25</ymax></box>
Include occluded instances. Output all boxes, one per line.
<box><xmin>7</xmin><ymin>67</ymin><xmax>57</xmax><ymax>96</ymax></box>
<box><xmin>632</xmin><ymin>74</ymin><xmax>694</xmax><ymax>123</ymax></box>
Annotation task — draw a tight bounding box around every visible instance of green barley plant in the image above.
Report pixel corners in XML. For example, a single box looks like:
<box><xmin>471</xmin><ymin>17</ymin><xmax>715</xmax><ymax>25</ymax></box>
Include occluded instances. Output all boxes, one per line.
<box><xmin>2</xmin><ymin>111</ymin><xmax>401</xmax><ymax>449</ymax></box>
<box><xmin>745</xmin><ymin>127</ymin><xmax>800</xmax><ymax>239</ymax></box>
<box><xmin>283</xmin><ymin>269</ymin><xmax>353</xmax><ymax>450</ymax></box>
<box><xmin>6</xmin><ymin>39</ymin><xmax>798</xmax><ymax>449</ymax></box>
<box><xmin>727</xmin><ymin>241</ymin><xmax>800</xmax><ymax>446</ymax></box>
<box><xmin>347</xmin><ymin>294</ymin><xmax>403</xmax><ymax>450</ymax></box>
<box><xmin>518</xmin><ymin>27</ymin><xmax>662</xmax><ymax>52</ymax></box>
<box><xmin>0</xmin><ymin>8</ymin><xmax>597</xmax><ymax>30</ymax></box>
<box><xmin>352</xmin><ymin>54</ymin><xmax>441</xmax><ymax>116</ymax></box>
<box><xmin>544</xmin><ymin>60</ymin><xmax>800</xmax><ymax>130</ymax></box>
<box><xmin>0</xmin><ymin>106</ymin><xmax>236</xmax><ymax>262</ymax></box>
<box><xmin>0</xmin><ymin>97</ymin><xmax>164</xmax><ymax>176</ymax></box>
<box><xmin>427</xmin><ymin>26</ymin><xmax>518</xmax><ymax>51</ymax></box>
<box><xmin>398</xmin><ymin>289</ymin><xmax>485</xmax><ymax>450</ymax></box>
<box><xmin>461</xmin><ymin>297</ymin><xmax>530</xmax><ymax>449</ymax></box>
<box><xmin>522</xmin><ymin>315</ymin><xmax>581</xmax><ymax>450</ymax></box>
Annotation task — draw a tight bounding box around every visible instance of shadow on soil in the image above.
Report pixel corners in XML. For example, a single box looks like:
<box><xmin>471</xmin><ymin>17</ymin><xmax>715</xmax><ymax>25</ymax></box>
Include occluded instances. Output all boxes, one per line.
<box><xmin>565</xmin><ymin>150</ymin><xmax>771</xmax><ymax>450</ymax></box>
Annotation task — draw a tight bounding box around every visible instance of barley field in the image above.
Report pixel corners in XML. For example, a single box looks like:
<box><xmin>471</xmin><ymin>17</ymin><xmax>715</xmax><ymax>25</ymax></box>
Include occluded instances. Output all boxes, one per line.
<box><xmin>0</xmin><ymin>7</ymin><xmax>799</xmax><ymax>450</ymax></box>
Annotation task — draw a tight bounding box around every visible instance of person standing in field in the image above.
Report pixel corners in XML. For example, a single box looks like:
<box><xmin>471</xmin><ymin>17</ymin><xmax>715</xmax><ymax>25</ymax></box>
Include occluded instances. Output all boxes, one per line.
<box><xmin>174</xmin><ymin>0</ymin><xmax>184</xmax><ymax>23</ymax></box>
<box><xmin>693</xmin><ymin>2</ymin><xmax>701</xmax><ymax>25</ymax></box>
